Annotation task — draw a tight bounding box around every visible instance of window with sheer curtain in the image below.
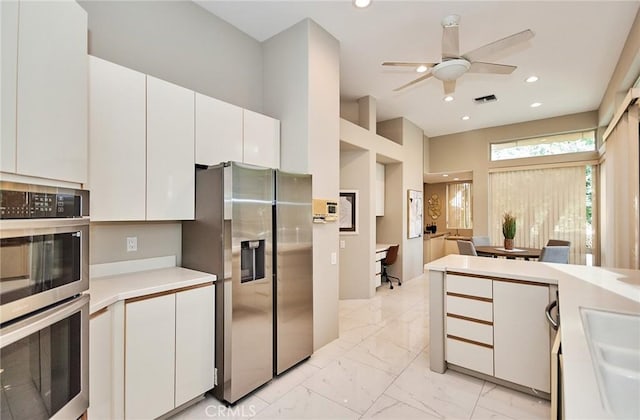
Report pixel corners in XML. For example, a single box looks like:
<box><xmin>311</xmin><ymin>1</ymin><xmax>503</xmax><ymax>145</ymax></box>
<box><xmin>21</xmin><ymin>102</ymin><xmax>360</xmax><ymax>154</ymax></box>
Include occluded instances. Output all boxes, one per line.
<box><xmin>489</xmin><ymin>166</ymin><xmax>587</xmax><ymax>264</ymax></box>
<box><xmin>446</xmin><ymin>182</ymin><xmax>472</xmax><ymax>229</ymax></box>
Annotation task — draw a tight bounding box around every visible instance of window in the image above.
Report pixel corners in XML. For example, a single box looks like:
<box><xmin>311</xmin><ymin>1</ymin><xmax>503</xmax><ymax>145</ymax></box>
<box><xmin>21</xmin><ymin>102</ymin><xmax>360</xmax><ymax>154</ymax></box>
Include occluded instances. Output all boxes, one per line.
<box><xmin>446</xmin><ymin>182</ymin><xmax>472</xmax><ymax>229</ymax></box>
<box><xmin>490</xmin><ymin>130</ymin><xmax>595</xmax><ymax>161</ymax></box>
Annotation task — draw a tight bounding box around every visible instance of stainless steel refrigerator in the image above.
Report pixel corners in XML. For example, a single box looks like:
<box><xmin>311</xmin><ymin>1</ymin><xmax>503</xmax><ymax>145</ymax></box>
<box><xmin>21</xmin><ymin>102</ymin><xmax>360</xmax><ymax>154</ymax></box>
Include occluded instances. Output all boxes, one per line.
<box><xmin>182</xmin><ymin>162</ymin><xmax>313</xmax><ymax>404</ymax></box>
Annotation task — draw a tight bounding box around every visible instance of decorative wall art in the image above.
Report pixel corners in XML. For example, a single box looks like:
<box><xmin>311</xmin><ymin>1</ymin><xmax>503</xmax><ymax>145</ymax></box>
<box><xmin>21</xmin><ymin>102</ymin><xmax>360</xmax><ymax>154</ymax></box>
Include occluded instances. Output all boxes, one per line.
<box><xmin>339</xmin><ymin>190</ymin><xmax>358</xmax><ymax>234</ymax></box>
<box><xmin>408</xmin><ymin>189</ymin><xmax>423</xmax><ymax>239</ymax></box>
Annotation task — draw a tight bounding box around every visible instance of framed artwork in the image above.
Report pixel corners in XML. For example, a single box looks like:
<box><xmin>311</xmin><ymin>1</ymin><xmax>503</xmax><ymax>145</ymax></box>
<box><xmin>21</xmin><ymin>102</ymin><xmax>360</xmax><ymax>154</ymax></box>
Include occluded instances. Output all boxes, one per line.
<box><xmin>408</xmin><ymin>189</ymin><xmax>423</xmax><ymax>239</ymax></box>
<box><xmin>339</xmin><ymin>190</ymin><xmax>358</xmax><ymax>234</ymax></box>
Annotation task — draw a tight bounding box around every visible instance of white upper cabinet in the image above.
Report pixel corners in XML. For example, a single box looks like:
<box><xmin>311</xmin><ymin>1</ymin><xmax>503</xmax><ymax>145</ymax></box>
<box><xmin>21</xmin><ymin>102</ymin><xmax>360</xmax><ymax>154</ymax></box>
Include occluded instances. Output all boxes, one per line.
<box><xmin>146</xmin><ymin>76</ymin><xmax>195</xmax><ymax>220</ymax></box>
<box><xmin>195</xmin><ymin>93</ymin><xmax>243</xmax><ymax>166</ymax></box>
<box><xmin>1</xmin><ymin>0</ymin><xmax>19</xmax><ymax>173</ymax></box>
<box><xmin>89</xmin><ymin>56</ymin><xmax>146</xmax><ymax>221</ymax></box>
<box><xmin>243</xmin><ymin>109</ymin><xmax>280</xmax><ymax>169</ymax></box>
<box><xmin>376</xmin><ymin>162</ymin><xmax>385</xmax><ymax>216</ymax></box>
<box><xmin>13</xmin><ymin>0</ymin><xmax>88</xmax><ymax>183</ymax></box>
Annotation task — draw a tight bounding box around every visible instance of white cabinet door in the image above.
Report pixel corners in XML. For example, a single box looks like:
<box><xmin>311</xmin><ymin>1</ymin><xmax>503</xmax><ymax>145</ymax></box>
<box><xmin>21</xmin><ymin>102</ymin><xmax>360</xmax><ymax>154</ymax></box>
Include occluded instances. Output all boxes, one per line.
<box><xmin>445</xmin><ymin>239</ymin><xmax>459</xmax><ymax>255</ymax></box>
<box><xmin>125</xmin><ymin>294</ymin><xmax>176</xmax><ymax>420</ymax></box>
<box><xmin>1</xmin><ymin>0</ymin><xmax>18</xmax><ymax>173</ymax></box>
<box><xmin>243</xmin><ymin>109</ymin><xmax>280</xmax><ymax>169</ymax></box>
<box><xmin>146</xmin><ymin>76</ymin><xmax>195</xmax><ymax>220</ymax></box>
<box><xmin>195</xmin><ymin>93</ymin><xmax>243</xmax><ymax>165</ymax></box>
<box><xmin>89</xmin><ymin>56</ymin><xmax>146</xmax><ymax>221</ymax></box>
<box><xmin>16</xmin><ymin>0</ymin><xmax>87</xmax><ymax>183</ymax></box>
<box><xmin>493</xmin><ymin>281</ymin><xmax>551</xmax><ymax>392</ymax></box>
<box><xmin>375</xmin><ymin>163</ymin><xmax>385</xmax><ymax>216</ymax></box>
<box><xmin>89</xmin><ymin>307</ymin><xmax>113</xmax><ymax>420</ymax></box>
<box><xmin>175</xmin><ymin>284</ymin><xmax>215</xmax><ymax>406</ymax></box>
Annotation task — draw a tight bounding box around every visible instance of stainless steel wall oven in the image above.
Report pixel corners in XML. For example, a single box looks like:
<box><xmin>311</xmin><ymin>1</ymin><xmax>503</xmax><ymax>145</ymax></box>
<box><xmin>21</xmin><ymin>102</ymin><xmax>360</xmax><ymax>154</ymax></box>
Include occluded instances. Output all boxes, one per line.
<box><xmin>0</xmin><ymin>182</ymin><xmax>89</xmax><ymax>420</ymax></box>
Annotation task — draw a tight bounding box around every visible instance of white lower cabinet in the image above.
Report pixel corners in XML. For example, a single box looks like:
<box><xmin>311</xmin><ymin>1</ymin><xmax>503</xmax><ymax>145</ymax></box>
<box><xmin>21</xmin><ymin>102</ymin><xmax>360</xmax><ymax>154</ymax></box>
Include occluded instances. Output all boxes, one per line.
<box><xmin>445</xmin><ymin>273</ymin><xmax>551</xmax><ymax>393</ymax></box>
<box><xmin>122</xmin><ymin>284</ymin><xmax>215</xmax><ymax>419</ymax></box>
<box><xmin>493</xmin><ymin>281</ymin><xmax>551</xmax><ymax>392</ymax></box>
<box><xmin>89</xmin><ymin>306</ymin><xmax>113</xmax><ymax>420</ymax></box>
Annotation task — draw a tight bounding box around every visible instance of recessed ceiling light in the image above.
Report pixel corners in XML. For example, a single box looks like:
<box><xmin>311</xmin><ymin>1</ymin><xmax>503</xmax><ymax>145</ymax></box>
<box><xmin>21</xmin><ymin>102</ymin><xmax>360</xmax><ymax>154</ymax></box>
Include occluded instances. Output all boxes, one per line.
<box><xmin>416</xmin><ymin>65</ymin><xmax>428</xmax><ymax>73</ymax></box>
<box><xmin>353</xmin><ymin>0</ymin><xmax>372</xmax><ymax>8</ymax></box>
<box><xmin>530</xmin><ymin>102</ymin><xmax>542</xmax><ymax>108</ymax></box>
<box><xmin>442</xmin><ymin>174</ymin><xmax>449</xmax><ymax>177</ymax></box>
<box><xmin>453</xmin><ymin>177</ymin><xmax>460</xmax><ymax>181</ymax></box>
<box><xmin>461</xmin><ymin>115</ymin><xmax>470</xmax><ymax>120</ymax></box>
<box><xmin>526</xmin><ymin>76</ymin><xmax>539</xmax><ymax>83</ymax></box>
<box><xmin>443</xmin><ymin>95</ymin><xmax>454</xmax><ymax>102</ymax></box>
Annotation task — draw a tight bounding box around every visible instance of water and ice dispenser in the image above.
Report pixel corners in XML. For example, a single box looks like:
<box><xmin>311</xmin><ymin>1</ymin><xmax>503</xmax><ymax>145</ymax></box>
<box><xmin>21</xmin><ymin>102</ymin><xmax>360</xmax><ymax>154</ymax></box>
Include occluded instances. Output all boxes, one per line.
<box><xmin>240</xmin><ymin>239</ymin><xmax>265</xmax><ymax>283</ymax></box>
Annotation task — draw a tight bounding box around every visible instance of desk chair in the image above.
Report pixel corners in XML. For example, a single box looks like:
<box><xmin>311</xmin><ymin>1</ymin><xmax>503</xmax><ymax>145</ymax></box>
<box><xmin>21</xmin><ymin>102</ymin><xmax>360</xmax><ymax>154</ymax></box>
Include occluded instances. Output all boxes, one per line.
<box><xmin>457</xmin><ymin>240</ymin><xmax>478</xmax><ymax>256</ymax></box>
<box><xmin>546</xmin><ymin>239</ymin><xmax>571</xmax><ymax>247</ymax></box>
<box><xmin>382</xmin><ymin>245</ymin><xmax>400</xmax><ymax>289</ymax></box>
<box><xmin>539</xmin><ymin>246</ymin><xmax>570</xmax><ymax>264</ymax></box>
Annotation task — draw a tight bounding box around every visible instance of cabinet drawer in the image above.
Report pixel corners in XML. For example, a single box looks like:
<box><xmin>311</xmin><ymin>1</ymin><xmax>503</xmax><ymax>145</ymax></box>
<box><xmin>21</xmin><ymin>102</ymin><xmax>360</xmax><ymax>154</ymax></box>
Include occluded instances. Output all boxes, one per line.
<box><xmin>446</xmin><ymin>316</ymin><xmax>493</xmax><ymax>345</ymax></box>
<box><xmin>375</xmin><ymin>261</ymin><xmax>382</xmax><ymax>275</ymax></box>
<box><xmin>375</xmin><ymin>251</ymin><xmax>387</xmax><ymax>261</ymax></box>
<box><xmin>446</xmin><ymin>274</ymin><xmax>492</xmax><ymax>298</ymax></box>
<box><xmin>446</xmin><ymin>295</ymin><xmax>493</xmax><ymax>322</ymax></box>
<box><xmin>446</xmin><ymin>337</ymin><xmax>493</xmax><ymax>376</ymax></box>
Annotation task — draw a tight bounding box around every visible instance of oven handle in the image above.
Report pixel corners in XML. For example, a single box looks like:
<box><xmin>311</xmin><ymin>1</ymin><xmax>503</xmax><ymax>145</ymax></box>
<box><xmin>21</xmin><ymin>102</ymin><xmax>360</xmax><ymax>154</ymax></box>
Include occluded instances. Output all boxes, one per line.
<box><xmin>0</xmin><ymin>294</ymin><xmax>89</xmax><ymax>348</ymax></box>
<box><xmin>546</xmin><ymin>299</ymin><xmax>559</xmax><ymax>331</ymax></box>
<box><xmin>0</xmin><ymin>217</ymin><xmax>90</xmax><ymax>239</ymax></box>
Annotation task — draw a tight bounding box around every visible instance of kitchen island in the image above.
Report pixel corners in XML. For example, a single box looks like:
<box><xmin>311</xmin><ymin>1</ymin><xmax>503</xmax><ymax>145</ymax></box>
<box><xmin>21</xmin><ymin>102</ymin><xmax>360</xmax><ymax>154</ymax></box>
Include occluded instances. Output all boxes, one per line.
<box><xmin>425</xmin><ymin>255</ymin><xmax>640</xmax><ymax>419</ymax></box>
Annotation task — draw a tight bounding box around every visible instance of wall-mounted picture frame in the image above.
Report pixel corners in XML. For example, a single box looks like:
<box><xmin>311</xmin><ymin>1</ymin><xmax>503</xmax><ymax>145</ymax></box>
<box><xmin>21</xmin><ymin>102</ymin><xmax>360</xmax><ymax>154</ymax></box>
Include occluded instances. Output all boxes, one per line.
<box><xmin>339</xmin><ymin>190</ymin><xmax>358</xmax><ymax>234</ymax></box>
<box><xmin>408</xmin><ymin>189</ymin><xmax>423</xmax><ymax>239</ymax></box>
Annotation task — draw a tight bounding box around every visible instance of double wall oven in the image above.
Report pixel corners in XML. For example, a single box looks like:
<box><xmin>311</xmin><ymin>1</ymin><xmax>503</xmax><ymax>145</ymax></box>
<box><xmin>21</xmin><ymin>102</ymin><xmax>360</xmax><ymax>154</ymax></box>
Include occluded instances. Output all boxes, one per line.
<box><xmin>0</xmin><ymin>182</ymin><xmax>89</xmax><ymax>420</ymax></box>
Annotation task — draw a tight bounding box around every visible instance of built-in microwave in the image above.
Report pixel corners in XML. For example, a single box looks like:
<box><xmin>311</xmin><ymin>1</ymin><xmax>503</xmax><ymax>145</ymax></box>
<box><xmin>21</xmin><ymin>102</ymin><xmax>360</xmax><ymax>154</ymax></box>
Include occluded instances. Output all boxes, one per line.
<box><xmin>0</xmin><ymin>182</ymin><xmax>89</xmax><ymax>324</ymax></box>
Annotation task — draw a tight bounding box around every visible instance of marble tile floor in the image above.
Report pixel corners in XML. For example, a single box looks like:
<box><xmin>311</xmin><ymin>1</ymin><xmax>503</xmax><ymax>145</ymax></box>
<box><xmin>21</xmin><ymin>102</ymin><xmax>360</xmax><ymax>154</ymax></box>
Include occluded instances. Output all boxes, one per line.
<box><xmin>172</xmin><ymin>274</ymin><xmax>550</xmax><ymax>420</ymax></box>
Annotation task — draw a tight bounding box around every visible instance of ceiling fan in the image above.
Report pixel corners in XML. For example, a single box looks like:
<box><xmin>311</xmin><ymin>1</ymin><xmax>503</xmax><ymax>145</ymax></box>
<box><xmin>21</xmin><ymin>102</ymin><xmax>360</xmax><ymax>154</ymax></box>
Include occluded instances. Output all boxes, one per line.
<box><xmin>383</xmin><ymin>15</ymin><xmax>534</xmax><ymax>95</ymax></box>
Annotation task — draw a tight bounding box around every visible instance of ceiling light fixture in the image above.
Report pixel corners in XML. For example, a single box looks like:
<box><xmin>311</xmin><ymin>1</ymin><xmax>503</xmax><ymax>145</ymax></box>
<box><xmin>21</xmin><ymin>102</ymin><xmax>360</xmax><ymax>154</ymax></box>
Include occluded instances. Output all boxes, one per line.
<box><xmin>353</xmin><ymin>0</ymin><xmax>372</xmax><ymax>8</ymax></box>
<box><xmin>416</xmin><ymin>65</ymin><xmax>428</xmax><ymax>73</ymax></box>
<box><xmin>461</xmin><ymin>115</ymin><xmax>470</xmax><ymax>120</ymax></box>
<box><xmin>530</xmin><ymin>102</ymin><xmax>542</xmax><ymax>108</ymax></box>
<box><xmin>453</xmin><ymin>177</ymin><xmax>460</xmax><ymax>181</ymax></box>
<box><xmin>443</xmin><ymin>95</ymin><xmax>454</xmax><ymax>102</ymax></box>
<box><xmin>526</xmin><ymin>75</ymin><xmax>539</xmax><ymax>83</ymax></box>
<box><xmin>442</xmin><ymin>174</ymin><xmax>449</xmax><ymax>177</ymax></box>
<box><xmin>432</xmin><ymin>59</ymin><xmax>471</xmax><ymax>81</ymax></box>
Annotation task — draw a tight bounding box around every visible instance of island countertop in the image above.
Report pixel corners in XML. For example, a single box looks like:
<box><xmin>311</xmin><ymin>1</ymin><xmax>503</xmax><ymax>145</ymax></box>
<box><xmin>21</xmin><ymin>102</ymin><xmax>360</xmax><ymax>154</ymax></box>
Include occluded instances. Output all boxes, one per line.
<box><xmin>425</xmin><ymin>255</ymin><xmax>640</xmax><ymax>419</ymax></box>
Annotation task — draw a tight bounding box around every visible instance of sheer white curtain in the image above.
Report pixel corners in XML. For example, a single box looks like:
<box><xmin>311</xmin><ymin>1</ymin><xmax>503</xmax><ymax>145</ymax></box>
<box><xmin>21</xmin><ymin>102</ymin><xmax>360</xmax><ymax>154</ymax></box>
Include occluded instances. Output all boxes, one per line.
<box><xmin>489</xmin><ymin>166</ymin><xmax>587</xmax><ymax>264</ymax></box>
<box><xmin>447</xmin><ymin>182</ymin><xmax>472</xmax><ymax>228</ymax></box>
<box><xmin>599</xmin><ymin>106</ymin><xmax>640</xmax><ymax>269</ymax></box>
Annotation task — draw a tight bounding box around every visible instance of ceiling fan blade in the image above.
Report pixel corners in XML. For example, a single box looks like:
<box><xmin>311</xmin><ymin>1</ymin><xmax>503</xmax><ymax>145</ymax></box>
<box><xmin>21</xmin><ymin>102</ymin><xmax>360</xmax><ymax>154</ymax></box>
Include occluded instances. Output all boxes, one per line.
<box><xmin>463</xmin><ymin>29</ymin><xmax>534</xmax><ymax>62</ymax></box>
<box><xmin>443</xmin><ymin>80</ymin><xmax>456</xmax><ymax>95</ymax></box>
<box><xmin>393</xmin><ymin>72</ymin><xmax>434</xmax><ymax>91</ymax></box>
<box><xmin>442</xmin><ymin>24</ymin><xmax>460</xmax><ymax>59</ymax></box>
<box><xmin>468</xmin><ymin>62</ymin><xmax>517</xmax><ymax>74</ymax></box>
<box><xmin>382</xmin><ymin>61</ymin><xmax>438</xmax><ymax>68</ymax></box>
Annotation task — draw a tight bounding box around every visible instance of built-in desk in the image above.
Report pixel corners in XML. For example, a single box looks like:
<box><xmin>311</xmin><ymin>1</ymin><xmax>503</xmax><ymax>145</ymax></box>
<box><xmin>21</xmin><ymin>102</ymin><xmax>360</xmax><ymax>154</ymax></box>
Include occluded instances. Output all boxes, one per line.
<box><xmin>375</xmin><ymin>243</ymin><xmax>396</xmax><ymax>287</ymax></box>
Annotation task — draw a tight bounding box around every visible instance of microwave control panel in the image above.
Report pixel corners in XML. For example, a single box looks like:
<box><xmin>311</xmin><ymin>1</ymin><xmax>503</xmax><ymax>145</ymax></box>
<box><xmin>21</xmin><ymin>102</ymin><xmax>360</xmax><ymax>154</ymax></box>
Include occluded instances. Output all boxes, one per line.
<box><xmin>0</xmin><ymin>190</ymin><xmax>81</xmax><ymax>219</ymax></box>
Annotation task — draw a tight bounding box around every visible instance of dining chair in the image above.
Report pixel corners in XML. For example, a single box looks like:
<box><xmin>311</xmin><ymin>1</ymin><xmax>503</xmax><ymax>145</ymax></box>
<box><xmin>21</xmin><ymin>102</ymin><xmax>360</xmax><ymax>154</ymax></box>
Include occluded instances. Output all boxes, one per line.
<box><xmin>382</xmin><ymin>245</ymin><xmax>401</xmax><ymax>289</ymax></box>
<box><xmin>457</xmin><ymin>240</ymin><xmax>478</xmax><ymax>256</ymax></box>
<box><xmin>472</xmin><ymin>236</ymin><xmax>491</xmax><ymax>246</ymax></box>
<box><xmin>546</xmin><ymin>239</ymin><xmax>571</xmax><ymax>247</ymax></box>
<box><xmin>539</xmin><ymin>246</ymin><xmax>570</xmax><ymax>264</ymax></box>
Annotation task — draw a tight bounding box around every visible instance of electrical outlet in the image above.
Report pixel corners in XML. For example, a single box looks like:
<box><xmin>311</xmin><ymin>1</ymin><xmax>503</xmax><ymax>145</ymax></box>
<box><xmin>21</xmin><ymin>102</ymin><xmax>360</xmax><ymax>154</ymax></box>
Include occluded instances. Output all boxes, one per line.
<box><xmin>126</xmin><ymin>236</ymin><xmax>138</xmax><ymax>252</ymax></box>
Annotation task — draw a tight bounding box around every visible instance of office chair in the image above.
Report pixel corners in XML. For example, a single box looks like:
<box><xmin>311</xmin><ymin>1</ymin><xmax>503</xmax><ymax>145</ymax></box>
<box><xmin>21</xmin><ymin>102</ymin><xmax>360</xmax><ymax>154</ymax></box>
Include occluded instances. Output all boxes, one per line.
<box><xmin>546</xmin><ymin>239</ymin><xmax>571</xmax><ymax>247</ymax></box>
<box><xmin>457</xmin><ymin>240</ymin><xmax>478</xmax><ymax>256</ymax></box>
<box><xmin>539</xmin><ymin>246</ymin><xmax>570</xmax><ymax>264</ymax></box>
<box><xmin>382</xmin><ymin>245</ymin><xmax>400</xmax><ymax>289</ymax></box>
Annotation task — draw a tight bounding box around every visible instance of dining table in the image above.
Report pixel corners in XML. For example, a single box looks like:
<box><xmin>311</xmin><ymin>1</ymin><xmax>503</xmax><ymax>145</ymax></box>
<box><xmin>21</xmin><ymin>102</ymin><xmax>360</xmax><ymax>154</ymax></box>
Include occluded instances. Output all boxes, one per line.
<box><xmin>474</xmin><ymin>245</ymin><xmax>542</xmax><ymax>260</ymax></box>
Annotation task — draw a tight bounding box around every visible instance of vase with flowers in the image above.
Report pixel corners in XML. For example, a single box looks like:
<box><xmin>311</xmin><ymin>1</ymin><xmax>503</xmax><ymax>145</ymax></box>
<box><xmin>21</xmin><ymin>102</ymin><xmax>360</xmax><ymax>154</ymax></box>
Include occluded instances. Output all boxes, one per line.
<box><xmin>502</xmin><ymin>212</ymin><xmax>516</xmax><ymax>250</ymax></box>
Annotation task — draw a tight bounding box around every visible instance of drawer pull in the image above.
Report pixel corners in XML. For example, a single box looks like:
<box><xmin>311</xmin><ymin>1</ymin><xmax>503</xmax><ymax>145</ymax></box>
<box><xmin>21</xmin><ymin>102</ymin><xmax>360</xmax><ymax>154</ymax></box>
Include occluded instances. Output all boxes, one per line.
<box><xmin>446</xmin><ymin>292</ymin><xmax>493</xmax><ymax>303</ymax></box>
<box><xmin>447</xmin><ymin>313</ymin><xmax>493</xmax><ymax>326</ymax></box>
<box><xmin>447</xmin><ymin>334</ymin><xmax>494</xmax><ymax>349</ymax></box>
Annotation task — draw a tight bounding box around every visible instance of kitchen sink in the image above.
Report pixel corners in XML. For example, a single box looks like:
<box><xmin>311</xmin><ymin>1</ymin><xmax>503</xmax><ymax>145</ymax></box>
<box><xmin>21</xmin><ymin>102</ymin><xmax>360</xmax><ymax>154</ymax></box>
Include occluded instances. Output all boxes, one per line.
<box><xmin>580</xmin><ymin>308</ymin><xmax>640</xmax><ymax>419</ymax></box>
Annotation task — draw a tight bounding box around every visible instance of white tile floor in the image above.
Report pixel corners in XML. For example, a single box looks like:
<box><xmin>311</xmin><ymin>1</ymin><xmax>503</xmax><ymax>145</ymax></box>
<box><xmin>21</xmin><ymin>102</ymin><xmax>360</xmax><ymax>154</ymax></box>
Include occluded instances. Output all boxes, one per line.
<box><xmin>172</xmin><ymin>274</ymin><xmax>550</xmax><ymax>420</ymax></box>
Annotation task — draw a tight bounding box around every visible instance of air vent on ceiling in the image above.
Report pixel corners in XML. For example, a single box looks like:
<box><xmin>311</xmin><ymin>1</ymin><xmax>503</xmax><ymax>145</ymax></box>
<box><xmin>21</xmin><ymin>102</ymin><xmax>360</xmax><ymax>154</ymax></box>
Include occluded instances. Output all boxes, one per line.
<box><xmin>474</xmin><ymin>94</ymin><xmax>497</xmax><ymax>104</ymax></box>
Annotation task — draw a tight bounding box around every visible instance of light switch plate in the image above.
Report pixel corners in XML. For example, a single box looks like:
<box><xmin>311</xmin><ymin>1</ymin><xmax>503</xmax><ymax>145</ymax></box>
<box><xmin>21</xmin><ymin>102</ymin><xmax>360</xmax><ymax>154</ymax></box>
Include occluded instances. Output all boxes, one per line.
<box><xmin>331</xmin><ymin>252</ymin><xmax>337</xmax><ymax>265</ymax></box>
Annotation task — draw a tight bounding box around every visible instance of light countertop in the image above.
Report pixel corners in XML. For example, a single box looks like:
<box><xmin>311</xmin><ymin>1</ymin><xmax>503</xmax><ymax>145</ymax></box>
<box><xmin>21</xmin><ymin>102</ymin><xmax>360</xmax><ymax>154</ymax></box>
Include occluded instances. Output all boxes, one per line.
<box><xmin>88</xmin><ymin>267</ymin><xmax>216</xmax><ymax>315</ymax></box>
<box><xmin>425</xmin><ymin>255</ymin><xmax>640</xmax><ymax>419</ymax></box>
<box><xmin>376</xmin><ymin>243</ymin><xmax>396</xmax><ymax>253</ymax></box>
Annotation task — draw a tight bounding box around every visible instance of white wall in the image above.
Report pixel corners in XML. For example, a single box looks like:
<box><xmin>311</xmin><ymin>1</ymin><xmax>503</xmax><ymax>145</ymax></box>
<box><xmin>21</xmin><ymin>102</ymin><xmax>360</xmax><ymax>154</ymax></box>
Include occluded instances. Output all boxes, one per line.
<box><xmin>263</xmin><ymin>19</ymin><xmax>341</xmax><ymax>350</ymax></box>
<box><xmin>79</xmin><ymin>0</ymin><xmax>263</xmax><ymax>112</ymax></box>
